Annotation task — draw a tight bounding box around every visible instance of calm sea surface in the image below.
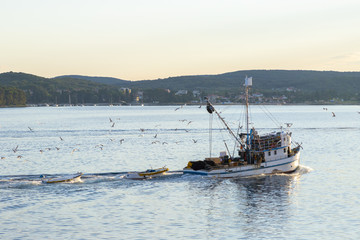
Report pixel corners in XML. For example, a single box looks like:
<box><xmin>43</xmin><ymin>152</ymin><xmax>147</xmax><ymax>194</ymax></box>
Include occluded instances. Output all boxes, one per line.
<box><xmin>1</xmin><ymin>105</ymin><xmax>359</xmax><ymax>239</ymax></box>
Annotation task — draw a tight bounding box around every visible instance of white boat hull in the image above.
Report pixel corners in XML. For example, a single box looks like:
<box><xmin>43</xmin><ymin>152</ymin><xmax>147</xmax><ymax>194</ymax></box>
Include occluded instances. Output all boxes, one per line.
<box><xmin>183</xmin><ymin>151</ymin><xmax>300</xmax><ymax>178</ymax></box>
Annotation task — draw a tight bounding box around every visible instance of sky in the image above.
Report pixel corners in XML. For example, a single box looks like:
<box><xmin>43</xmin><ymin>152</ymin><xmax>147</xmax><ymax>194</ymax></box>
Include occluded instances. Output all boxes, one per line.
<box><xmin>1</xmin><ymin>0</ymin><xmax>360</xmax><ymax>80</ymax></box>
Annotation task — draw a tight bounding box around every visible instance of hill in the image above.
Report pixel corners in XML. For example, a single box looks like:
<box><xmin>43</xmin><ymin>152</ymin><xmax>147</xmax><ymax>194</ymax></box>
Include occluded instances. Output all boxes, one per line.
<box><xmin>54</xmin><ymin>75</ymin><xmax>130</xmax><ymax>86</ymax></box>
<box><xmin>127</xmin><ymin>70</ymin><xmax>360</xmax><ymax>94</ymax></box>
<box><xmin>0</xmin><ymin>72</ymin><xmax>132</xmax><ymax>104</ymax></box>
<box><xmin>2</xmin><ymin>70</ymin><xmax>360</xmax><ymax>105</ymax></box>
<box><xmin>61</xmin><ymin>70</ymin><xmax>360</xmax><ymax>94</ymax></box>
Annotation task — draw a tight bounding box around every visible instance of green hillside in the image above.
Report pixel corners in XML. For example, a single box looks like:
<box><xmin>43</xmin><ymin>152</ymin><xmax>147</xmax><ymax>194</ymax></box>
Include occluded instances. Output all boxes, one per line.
<box><xmin>62</xmin><ymin>70</ymin><xmax>360</xmax><ymax>94</ymax></box>
<box><xmin>0</xmin><ymin>72</ymin><xmax>132</xmax><ymax>104</ymax></box>
<box><xmin>126</xmin><ymin>70</ymin><xmax>360</xmax><ymax>93</ymax></box>
<box><xmin>55</xmin><ymin>75</ymin><xmax>130</xmax><ymax>86</ymax></box>
<box><xmin>2</xmin><ymin>70</ymin><xmax>360</xmax><ymax>105</ymax></box>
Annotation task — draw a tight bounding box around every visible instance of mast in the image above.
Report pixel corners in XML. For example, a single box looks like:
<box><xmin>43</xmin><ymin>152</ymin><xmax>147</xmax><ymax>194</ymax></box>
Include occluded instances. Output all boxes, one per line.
<box><xmin>245</xmin><ymin>76</ymin><xmax>252</xmax><ymax>147</ymax></box>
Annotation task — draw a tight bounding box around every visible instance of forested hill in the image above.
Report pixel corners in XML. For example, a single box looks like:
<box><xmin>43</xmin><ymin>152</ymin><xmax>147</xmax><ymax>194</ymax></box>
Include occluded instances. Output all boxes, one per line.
<box><xmin>55</xmin><ymin>75</ymin><xmax>129</xmax><ymax>86</ymax></box>
<box><xmin>1</xmin><ymin>70</ymin><xmax>360</xmax><ymax>105</ymax></box>
<box><xmin>0</xmin><ymin>72</ymin><xmax>131</xmax><ymax>105</ymax></box>
<box><xmin>128</xmin><ymin>70</ymin><xmax>360</xmax><ymax>93</ymax></box>
<box><xmin>0</xmin><ymin>72</ymin><xmax>107</xmax><ymax>89</ymax></box>
<box><xmin>61</xmin><ymin>70</ymin><xmax>360</xmax><ymax>93</ymax></box>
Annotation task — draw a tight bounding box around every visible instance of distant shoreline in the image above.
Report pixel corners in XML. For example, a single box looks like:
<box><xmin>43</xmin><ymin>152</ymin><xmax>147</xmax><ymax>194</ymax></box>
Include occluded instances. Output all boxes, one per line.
<box><xmin>1</xmin><ymin>102</ymin><xmax>359</xmax><ymax>108</ymax></box>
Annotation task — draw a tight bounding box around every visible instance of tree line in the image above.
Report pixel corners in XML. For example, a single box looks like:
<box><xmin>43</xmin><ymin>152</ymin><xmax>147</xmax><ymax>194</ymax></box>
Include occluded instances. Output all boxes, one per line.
<box><xmin>0</xmin><ymin>87</ymin><xmax>26</xmax><ymax>106</ymax></box>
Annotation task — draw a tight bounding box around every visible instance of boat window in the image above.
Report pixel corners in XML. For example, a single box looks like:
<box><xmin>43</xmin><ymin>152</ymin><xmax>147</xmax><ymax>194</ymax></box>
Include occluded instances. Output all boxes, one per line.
<box><xmin>284</xmin><ymin>148</ymin><xmax>287</xmax><ymax>153</ymax></box>
<box><xmin>268</xmin><ymin>151</ymin><xmax>271</xmax><ymax>156</ymax></box>
<box><xmin>274</xmin><ymin>150</ymin><xmax>277</xmax><ymax>155</ymax></box>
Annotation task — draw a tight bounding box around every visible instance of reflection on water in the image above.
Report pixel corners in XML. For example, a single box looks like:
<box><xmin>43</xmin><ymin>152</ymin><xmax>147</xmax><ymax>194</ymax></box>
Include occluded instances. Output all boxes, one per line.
<box><xmin>0</xmin><ymin>168</ymin><xmax>308</xmax><ymax>239</ymax></box>
<box><xmin>185</xmin><ymin>168</ymin><xmax>307</xmax><ymax>239</ymax></box>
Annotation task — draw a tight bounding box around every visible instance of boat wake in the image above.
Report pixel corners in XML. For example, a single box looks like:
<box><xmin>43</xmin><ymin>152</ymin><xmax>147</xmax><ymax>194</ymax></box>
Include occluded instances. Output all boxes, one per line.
<box><xmin>0</xmin><ymin>165</ymin><xmax>311</xmax><ymax>189</ymax></box>
<box><xmin>0</xmin><ymin>171</ymin><xmax>185</xmax><ymax>188</ymax></box>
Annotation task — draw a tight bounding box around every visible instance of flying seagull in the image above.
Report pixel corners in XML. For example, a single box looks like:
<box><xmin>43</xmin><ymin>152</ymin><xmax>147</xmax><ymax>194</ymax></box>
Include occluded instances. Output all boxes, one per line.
<box><xmin>12</xmin><ymin>145</ymin><xmax>19</xmax><ymax>153</ymax></box>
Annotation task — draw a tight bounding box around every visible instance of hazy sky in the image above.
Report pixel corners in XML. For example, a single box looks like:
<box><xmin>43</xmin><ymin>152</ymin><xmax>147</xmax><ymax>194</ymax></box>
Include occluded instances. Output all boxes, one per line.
<box><xmin>1</xmin><ymin>0</ymin><xmax>360</xmax><ymax>80</ymax></box>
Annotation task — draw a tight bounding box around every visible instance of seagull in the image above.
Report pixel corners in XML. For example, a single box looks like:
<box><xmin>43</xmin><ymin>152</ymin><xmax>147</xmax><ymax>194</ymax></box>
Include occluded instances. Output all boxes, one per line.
<box><xmin>17</xmin><ymin>155</ymin><xmax>23</xmax><ymax>159</ymax></box>
<box><xmin>109</xmin><ymin>117</ymin><xmax>113</xmax><ymax>122</ymax></box>
<box><xmin>39</xmin><ymin>150</ymin><xmax>44</xmax><ymax>154</ymax></box>
<box><xmin>140</xmin><ymin>128</ymin><xmax>145</xmax><ymax>132</ymax></box>
<box><xmin>332</xmin><ymin>112</ymin><xmax>336</xmax><ymax>117</ymax></box>
<box><xmin>175</xmin><ymin>104</ymin><xmax>187</xmax><ymax>111</ymax></box>
<box><xmin>111</xmin><ymin>122</ymin><xmax>115</xmax><ymax>127</ymax></box>
<box><xmin>154</xmin><ymin>134</ymin><xmax>158</xmax><ymax>138</ymax></box>
<box><xmin>55</xmin><ymin>147</ymin><xmax>60</xmax><ymax>151</ymax></box>
<box><xmin>71</xmin><ymin>148</ymin><xmax>79</xmax><ymax>154</ymax></box>
<box><xmin>162</xmin><ymin>142</ymin><xmax>168</xmax><ymax>145</ymax></box>
<box><xmin>119</xmin><ymin>139</ymin><xmax>124</xmax><ymax>144</ymax></box>
<box><xmin>179</xmin><ymin>119</ymin><xmax>187</xmax><ymax>122</ymax></box>
<box><xmin>192</xmin><ymin>139</ymin><xmax>198</xmax><ymax>143</ymax></box>
<box><xmin>28</xmin><ymin>127</ymin><xmax>34</xmax><ymax>132</ymax></box>
<box><xmin>187</xmin><ymin>121</ymin><xmax>193</xmax><ymax>125</ymax></box>
<box><xmin>1</xmin><ymin>157</ymin><xmax>5</xmax><ymax>160</ymax></box>
<box><xmin>152</xmin><ymin>141</ymin><xmax>160</xmax><ymax>144</ymax></box>
<box><xmin>59</xmin><ymin>136</ymin><xmax>64</xmax><ymax>141</ymax></box>
<box><xmin>12</xmin><ymin>145</ymin><xmax>18</xmax><ymax>153</ymax></box>
<box><xmin>110</xmin><ymin>138</ymin><xmax>115</xmax><ymax>141</ymax></box>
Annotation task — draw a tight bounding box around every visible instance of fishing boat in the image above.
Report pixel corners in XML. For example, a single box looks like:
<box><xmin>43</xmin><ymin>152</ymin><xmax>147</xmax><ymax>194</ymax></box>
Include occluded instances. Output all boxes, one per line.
<box><xmin>41</xmin><ymin>172</ymin><xmax>83</xmax><ymax>183</ymax></box>
<box><xmin>125</xmin><ymin>167</ymin><xmax>169</xmax><ymax>180</ymax></box>
<box><xmin>183</xmin><ymin>77</ymin><xmax>301</xmax><ymax>178</ymax></box>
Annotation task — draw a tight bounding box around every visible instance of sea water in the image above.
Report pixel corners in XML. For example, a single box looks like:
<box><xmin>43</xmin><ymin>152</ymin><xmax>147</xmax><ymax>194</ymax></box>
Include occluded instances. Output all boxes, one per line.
<box><xmin>1</xmin><ymin>105</ymin><xmax>359</xmax><ymax>239</ymax></box>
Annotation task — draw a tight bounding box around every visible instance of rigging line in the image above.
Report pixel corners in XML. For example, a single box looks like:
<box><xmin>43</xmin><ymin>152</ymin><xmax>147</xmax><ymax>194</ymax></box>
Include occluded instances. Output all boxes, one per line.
<box><xmin>210</xmin><ymin>106</ymin><xmax>241</xmax><ymax>158</ymax></box>
<box><xmin>258</xmin><ymin>105</ymin><xmax>277</xmax><ymax>126</ymax></box>
<box><xmin>209</xmin><ymin>113</ymin><xmax>213</xmax><ymax>158</ymax></box>
<box><xmin>233</xmin><ymin>104</ymin><xmax>246</xmax><ymax>157</ymax></box>
<box><xmin>262</xmin><ymin>104</ymin><xmax>282</xmax><ymax>127</ymax></box>
<box><xmin>259</xmin><ymin>105</ymin><xmax>281</xmax><ymax>128</ymax></box>
<box><xmin>216</xmin><ymin>116</ymin><xmax>234</xmax><ymax>145</ymax></box>
<box><xmin>213</xmin><ymin>112</ymin><xmax>235</xmax><ymax>146</ymax></box>
<box><xmin>262</xmin><ymin>105</ymin><xmax>282</xmax><ymax>127</ymax></box>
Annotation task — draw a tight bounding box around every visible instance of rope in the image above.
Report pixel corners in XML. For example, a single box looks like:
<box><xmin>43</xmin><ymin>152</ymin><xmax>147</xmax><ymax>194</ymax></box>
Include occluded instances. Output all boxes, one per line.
<box><xmin>259</xmin><ymin>105</ymin><xmax>282</xmax><ymax>128</ymax></box>
<box><xmin>209</xmin><ymin>114</ymin><xmax>212</xmax><ymax>157</ymax></box>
